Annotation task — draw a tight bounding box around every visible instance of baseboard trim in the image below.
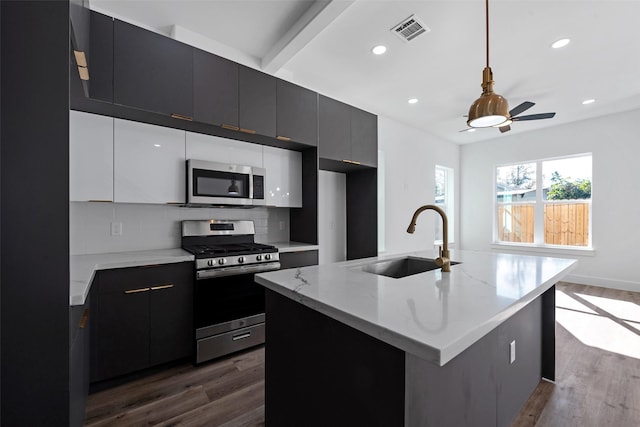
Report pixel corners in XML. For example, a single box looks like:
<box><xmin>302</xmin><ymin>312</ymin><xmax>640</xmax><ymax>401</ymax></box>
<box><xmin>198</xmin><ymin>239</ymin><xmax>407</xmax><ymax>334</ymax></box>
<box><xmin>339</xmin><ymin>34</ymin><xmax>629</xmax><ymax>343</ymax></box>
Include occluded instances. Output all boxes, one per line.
<box><xmin>563</xmin><ymin>274</ymin><xmax>640</xmax><ymax>293</ymax></box>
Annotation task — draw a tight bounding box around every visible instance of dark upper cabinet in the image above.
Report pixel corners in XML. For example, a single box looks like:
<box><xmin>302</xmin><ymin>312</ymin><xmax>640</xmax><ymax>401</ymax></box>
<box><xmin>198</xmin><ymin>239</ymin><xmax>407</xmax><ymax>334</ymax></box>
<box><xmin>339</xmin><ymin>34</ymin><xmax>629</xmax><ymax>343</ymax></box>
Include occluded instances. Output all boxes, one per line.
<box><xmin>276</xmin><ymin>80</ymin><xmax>318</xmax><ymax>146</ymax></box>
<box><xmin>90</xmin><ymin>262</ymin><xmax>193</xmax><ymax>383</ymax></box>
<box><xmin>351</xmin><ymin>107</ymin><xmax>378</xmax><ymax>167</ymax></box>
<box><xmin>319</xmin><ymin>95</ymin><xmax>351</xmax><ymax>161</ymax></box>
<box><xmin>70</xmin><ymin>0</ymin><xmax>91</xmax><ymax>97</ymax></box>
<box><xmin>88</xmin><ymin>11</ymin><xmax>113</xmax><ymax>103</ymax></box>
<box><xmin>239</xmin><ymin>66</ymin><xmax>276</xmax><ymax>137</ymax></box>
<box><xmin>319</xmin><ymin>95</ymin><xmax>378</xmax><ymax>168</ymax></box>
<box><xmin>193</xmin><ymin>49</ymin><xmax>239</xmax><ymax>128</ymax></box>
<box><xmin>113</xmin><ymin>19</ymin><xmax>193</xmax><ymax>118</ymax></box>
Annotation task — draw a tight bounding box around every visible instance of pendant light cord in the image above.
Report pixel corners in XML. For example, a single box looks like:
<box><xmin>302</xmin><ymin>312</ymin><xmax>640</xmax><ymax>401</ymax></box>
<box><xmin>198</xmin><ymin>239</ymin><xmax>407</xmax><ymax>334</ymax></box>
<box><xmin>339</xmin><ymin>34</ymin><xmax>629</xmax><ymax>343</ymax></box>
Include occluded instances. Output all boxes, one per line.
<box><xmin>485</xmin><ymin>0</ymin><xmax>490</xmax><ymax>68</ymax></box>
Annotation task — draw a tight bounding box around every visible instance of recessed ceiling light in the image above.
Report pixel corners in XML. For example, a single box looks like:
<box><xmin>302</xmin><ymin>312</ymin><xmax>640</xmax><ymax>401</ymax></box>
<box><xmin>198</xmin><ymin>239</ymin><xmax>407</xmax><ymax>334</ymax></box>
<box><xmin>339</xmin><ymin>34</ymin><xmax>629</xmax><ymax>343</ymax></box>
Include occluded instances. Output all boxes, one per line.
<box><xmin>582</xmin><ymin>99</ymin><xmax>595</xmax><ymax>105</ymax></box>
<box><xmin>153</xmin><ymin>144</ymin><xmax>161</xmax><ymax>147</ymax></box>
<box><xmin>371</xmin><ymin>45</ymin><xmax>387</xmax><ymax>55</ymax></box>
<box><xmin>408</xmin><ymin>98</ymin><xmax>419</xmax><ymax>104</ymax></box>
<box><xmin>551</xmin><ymin>38</ymin><xmax>570</xmax><ymax>49</ymax></box>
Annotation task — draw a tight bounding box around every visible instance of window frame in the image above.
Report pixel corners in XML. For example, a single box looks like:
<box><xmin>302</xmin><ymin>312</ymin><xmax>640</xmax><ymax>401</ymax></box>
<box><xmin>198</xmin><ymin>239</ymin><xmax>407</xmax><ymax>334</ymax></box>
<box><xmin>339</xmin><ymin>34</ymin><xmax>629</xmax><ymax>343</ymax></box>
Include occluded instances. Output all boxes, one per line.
<box><xmin>435</xmin><ymin>164</ymin><xmax>455</xmax><ymax>246</ymax></box>
<box><xmin>493</xmin><ymin>154</ymin><xmax>593</xmax><ymax>252</ymax></box>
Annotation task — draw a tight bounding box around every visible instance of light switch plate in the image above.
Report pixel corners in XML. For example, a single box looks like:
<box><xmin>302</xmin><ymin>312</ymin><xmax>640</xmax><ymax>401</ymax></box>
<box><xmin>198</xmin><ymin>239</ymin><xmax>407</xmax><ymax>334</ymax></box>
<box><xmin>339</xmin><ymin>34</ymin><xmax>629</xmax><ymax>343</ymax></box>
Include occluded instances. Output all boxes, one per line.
<box><xmin>110</xmin><ymin>222</ymin><xmax>122</xmax><ymax>236</ymax></box>
<box><xmin>510</xmin><ymin>340</ymin><xmax>516</xmax><ymax>364</ymax></box>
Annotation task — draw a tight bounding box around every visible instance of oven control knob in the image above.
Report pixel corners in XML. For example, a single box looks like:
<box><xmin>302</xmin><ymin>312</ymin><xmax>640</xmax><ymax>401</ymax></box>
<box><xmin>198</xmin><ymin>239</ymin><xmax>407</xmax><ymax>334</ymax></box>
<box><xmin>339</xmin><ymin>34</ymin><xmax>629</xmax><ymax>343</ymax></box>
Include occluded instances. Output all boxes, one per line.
<box><xmin>207</xmin><ymin>259</ymin><xmax>214</xmax><ymax>267</ymax></box>
<box><xmin>256</xmin><ymin>254</ymin><xmax>263</xmax><ymax>261</ymax></box>
<box><xmin>218</xmin><ymin>258</ymin><xmax>227</xmax><ymax>265</ymax></box>
<box><xmin>265</xmin><ymin>254</ymin><xmax>272</xmax><ymax>261</ymax></box>
<box><xmin>238</xmin><ymin>256</ymin><xmax>245</xmax><ymax>264</ymax></box>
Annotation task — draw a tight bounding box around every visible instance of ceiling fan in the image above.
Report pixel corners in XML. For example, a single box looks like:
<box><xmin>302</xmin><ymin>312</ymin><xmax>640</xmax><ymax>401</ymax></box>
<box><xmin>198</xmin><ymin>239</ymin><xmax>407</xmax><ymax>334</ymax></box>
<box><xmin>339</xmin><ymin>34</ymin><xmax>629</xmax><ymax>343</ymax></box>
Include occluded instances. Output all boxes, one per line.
<box><xmin>462</xmin><ymin>0</ymin><xmax>556</xmax><ymax>134</ymax></box>
<box><xmin>460</xmin><ymin>101</ymin><xmax>556</xmax><ymax>133</ymax></box>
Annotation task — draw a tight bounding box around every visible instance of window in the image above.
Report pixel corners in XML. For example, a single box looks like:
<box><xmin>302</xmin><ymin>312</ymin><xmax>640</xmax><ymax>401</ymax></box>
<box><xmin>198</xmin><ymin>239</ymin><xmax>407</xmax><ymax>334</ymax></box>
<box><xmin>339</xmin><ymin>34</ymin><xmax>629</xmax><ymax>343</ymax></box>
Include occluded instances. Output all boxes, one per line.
<box><xmin>435</xmin><ymin>165</ymin><xmax>454</xmax><ymax>244</ymax></box>
<box><xmin>495</xmin><ymin>154</ymin><xmax>592</xmax><ymax>248</ymax></box>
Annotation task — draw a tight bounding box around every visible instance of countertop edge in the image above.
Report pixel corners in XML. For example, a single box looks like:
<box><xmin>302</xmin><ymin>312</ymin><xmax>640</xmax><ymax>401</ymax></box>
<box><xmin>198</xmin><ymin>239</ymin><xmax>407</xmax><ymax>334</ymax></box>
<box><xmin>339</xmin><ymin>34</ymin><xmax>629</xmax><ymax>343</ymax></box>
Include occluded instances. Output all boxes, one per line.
<box><xmin>255</xmin><ymin>255</ymin><xmax>579</xmax><ymax>366</ymax></box>
<box><xmin>70</xmin><ymin>249</ymin><xmax>194</xmax><ymax>306</ymax></box>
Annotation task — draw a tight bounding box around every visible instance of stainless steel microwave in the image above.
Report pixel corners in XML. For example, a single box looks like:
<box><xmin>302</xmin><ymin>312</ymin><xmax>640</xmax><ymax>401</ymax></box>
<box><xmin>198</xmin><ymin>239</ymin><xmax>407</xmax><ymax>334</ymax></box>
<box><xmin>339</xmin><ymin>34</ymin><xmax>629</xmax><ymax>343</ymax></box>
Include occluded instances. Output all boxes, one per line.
<box><xmin>187</xmin><ymin>159</ymin><xmax>265</xmax><ymax>206</ymax></box>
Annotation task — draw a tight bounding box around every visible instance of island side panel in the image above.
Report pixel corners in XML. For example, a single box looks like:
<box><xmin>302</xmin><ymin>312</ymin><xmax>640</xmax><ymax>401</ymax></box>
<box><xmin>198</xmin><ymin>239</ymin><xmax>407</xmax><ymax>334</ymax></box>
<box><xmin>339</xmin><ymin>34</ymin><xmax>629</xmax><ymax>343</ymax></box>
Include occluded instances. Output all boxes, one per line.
<box><xmin>541</xmin><ymin>284</ymin><xmax>556</xmax><ymax>381</ymax></box>
<box><xmin>405</xmin><ymin>329</ymin><xmax>499</xmax><ymax>427</ymax></box>
<box><xmin>496</xmin><ymin>295</ymin><xmax>543</xmax><ymax>427</ymax></box>
<box><xmin>264</xmin><ymin>289</ymin><xmax>405</xmax><ymax>426</ymax></box>
<box><xmin>405</xmin><ymin>289</ymin><xmax>553</xmax><ymax>427</ymax></box>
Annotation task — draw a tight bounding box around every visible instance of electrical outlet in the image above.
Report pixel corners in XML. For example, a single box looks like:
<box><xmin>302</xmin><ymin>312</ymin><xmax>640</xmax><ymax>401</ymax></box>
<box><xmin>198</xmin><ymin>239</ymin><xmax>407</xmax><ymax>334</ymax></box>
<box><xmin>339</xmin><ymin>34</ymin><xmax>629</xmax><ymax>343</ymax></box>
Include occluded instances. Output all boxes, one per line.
<box><xmin>279</xmin><ymin>221</ymin><xmax>285</xmax><ymax>231</ymax></box>
<box><xmin>510</xmin><ymin>340</ymin><xmax>516</xmax><ymax>364</ymax></box>
<box><xmin>110</xmin><ymin>222</ymin><xmax>123</xmax><ymax>236</ymax></box>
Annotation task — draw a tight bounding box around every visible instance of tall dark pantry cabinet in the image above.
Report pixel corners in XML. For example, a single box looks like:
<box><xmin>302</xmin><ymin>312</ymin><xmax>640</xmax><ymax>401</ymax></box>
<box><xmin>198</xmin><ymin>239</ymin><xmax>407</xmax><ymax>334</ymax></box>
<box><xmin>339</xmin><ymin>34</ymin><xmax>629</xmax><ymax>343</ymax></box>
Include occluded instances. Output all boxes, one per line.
<box><xmin>1</xmin><ymin>1</ymin><xmax>71</xmax><ymax>425</ymax></box>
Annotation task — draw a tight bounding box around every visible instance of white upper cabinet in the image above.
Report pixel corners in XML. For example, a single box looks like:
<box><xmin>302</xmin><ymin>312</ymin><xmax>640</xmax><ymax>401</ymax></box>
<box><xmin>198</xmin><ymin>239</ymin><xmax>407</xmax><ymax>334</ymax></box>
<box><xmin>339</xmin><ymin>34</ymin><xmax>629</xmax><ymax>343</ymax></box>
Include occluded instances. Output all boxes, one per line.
<box><xmin>263</xmin><ymin>146</ymin><xmax>302</xmax><ymax>208</ymax></box>
<box><xmin>185</xmin><ymin>132</ymin><xmax>263</xmax><ymax>167</ymax></box>
<box><xmin>114</xmin><ymin>119</ymin><xmax>186</xmax><ymax>204</ymax></box>
<box><xmin>70</xmin><ymin>111</ymin><xmax>114</xmax><ymax>202</ymax></box>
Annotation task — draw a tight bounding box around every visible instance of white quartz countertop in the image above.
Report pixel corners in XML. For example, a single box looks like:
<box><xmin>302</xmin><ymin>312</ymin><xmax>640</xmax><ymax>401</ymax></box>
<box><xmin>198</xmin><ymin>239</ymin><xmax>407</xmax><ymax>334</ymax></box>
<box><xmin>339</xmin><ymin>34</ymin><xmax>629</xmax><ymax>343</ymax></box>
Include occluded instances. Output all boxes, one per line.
<box><xmin>70</xmin><ymin>249</ymin><xmax>194</xmax><ymax>306</ymax></box>
<box><xmin>269</xmin><ymin>241</ymin><xmax>319</xmax><ymax>253</ymax></box>
<box><xmin>255</xmin><ymin>249</ymin><xmax>577</xmax><ymax>366</ymax></box>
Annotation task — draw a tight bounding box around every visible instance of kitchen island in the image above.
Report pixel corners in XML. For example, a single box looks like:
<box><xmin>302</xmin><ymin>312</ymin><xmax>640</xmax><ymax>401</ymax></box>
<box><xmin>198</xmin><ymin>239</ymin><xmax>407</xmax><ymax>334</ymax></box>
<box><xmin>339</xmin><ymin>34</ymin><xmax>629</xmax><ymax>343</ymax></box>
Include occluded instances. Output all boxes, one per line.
<box><xmin>255</xmin><ymin>249</ymin><xmax>577</xmax><ymax>427</ymax></box>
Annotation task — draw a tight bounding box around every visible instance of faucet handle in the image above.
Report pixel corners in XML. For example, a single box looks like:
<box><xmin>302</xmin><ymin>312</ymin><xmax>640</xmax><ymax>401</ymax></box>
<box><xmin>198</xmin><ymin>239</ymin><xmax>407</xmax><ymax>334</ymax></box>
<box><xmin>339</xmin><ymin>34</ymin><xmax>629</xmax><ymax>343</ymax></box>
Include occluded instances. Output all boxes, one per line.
<box><xmin>438</xmin><ymin>245</ymin><xmax>443</xmax><ymax>258</ymax></box>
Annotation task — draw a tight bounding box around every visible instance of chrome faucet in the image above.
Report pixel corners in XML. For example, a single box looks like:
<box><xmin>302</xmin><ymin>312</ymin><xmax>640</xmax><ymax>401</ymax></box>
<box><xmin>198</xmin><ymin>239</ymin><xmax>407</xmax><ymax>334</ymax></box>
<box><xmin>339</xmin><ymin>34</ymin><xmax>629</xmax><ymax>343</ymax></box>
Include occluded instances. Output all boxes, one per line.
<box><xmin>407</xmin><ymin>205</ymin><xmax>451</xmax><ymax>272</ymax></box>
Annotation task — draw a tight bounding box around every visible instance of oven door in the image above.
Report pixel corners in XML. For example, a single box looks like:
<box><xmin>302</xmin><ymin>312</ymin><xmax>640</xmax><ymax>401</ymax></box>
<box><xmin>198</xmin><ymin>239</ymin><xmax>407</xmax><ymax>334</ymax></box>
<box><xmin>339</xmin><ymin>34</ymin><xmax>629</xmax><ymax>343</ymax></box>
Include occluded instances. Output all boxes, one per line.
<box><xmin>187</xmin><ymin>159</ymin><xmax>254</xmax><ymax>205</ymax></box>
<box><xmin>194</xmin><ymin>272</ymin><xmax>266</xmax><ymax>363</ymax></box>
<box><xmin>195</xmin><ymin>272</ymin><xmax>265</xmax><ymax>337</ymax></box>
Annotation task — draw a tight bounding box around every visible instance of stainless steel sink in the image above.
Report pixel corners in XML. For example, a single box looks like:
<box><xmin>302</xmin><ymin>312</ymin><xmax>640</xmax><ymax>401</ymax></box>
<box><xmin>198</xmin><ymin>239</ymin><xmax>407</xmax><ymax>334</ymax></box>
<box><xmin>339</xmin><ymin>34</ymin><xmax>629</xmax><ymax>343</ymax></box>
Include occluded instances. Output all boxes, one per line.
<box><xmin>361</xmin><ymin>256</ymin><xmax>460</xmax><ymax>279</ymax></box>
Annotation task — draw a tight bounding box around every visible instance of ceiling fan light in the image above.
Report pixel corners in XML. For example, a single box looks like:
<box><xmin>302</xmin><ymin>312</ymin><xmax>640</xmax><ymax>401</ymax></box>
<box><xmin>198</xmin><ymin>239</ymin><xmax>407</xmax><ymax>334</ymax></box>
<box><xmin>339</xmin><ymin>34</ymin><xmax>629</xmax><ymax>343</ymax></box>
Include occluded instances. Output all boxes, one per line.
<box><xmin>467</xmin><ymin>93</ymin><xmax>510</xmax><ymax>128</ymax></box>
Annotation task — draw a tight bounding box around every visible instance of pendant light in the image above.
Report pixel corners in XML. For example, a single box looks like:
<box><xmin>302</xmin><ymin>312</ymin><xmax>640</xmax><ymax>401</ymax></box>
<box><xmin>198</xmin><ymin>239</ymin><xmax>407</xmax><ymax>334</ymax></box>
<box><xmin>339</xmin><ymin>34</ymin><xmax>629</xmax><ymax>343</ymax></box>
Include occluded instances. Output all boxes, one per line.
<box><xmin>228</xmin><ymin>178</ymin><xmax>239</xmax><ymax>195</ymax></box>
<box><xmin>467</xmin><ymin>0</ymin><xmax>510</xmax><ymax>128</ymax></box>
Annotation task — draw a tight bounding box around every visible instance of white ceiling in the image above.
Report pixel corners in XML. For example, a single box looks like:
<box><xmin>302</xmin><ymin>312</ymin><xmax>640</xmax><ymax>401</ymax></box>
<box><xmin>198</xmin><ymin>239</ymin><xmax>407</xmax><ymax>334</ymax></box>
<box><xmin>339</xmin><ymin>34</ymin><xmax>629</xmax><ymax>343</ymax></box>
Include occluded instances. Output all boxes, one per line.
<box><xmin>90</xmin><ymin>0</ymin><xmax>640</xmax><ymax>144</ymax></box>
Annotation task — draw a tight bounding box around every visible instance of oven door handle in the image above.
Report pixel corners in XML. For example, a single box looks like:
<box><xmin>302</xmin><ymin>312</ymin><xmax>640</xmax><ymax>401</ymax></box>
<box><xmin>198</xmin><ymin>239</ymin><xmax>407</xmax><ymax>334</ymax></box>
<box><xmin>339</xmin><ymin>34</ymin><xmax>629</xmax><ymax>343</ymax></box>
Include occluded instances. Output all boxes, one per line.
<box><xmin>232</xmin><ymin>331</ymin><xmax>252</xmax><ymax>341</ymax></box>
<box><xmin>196</xmin><ymin>261</ymin><xmax>281</xmax><ymax>280</ymax></box>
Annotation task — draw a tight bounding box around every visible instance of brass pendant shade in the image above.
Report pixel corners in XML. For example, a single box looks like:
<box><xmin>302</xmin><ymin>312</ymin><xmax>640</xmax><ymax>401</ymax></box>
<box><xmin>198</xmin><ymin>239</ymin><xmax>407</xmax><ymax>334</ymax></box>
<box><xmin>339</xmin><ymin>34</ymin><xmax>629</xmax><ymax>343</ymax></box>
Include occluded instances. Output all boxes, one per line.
<box><xmin>467</xmin><ymin>67</ymin><xmax>510</xmax><ymax>127</ymax></box>
<box><xmin>467</xmin><ymin>0</ymin><xmax>510</xmax><ymax>128</ymax></box>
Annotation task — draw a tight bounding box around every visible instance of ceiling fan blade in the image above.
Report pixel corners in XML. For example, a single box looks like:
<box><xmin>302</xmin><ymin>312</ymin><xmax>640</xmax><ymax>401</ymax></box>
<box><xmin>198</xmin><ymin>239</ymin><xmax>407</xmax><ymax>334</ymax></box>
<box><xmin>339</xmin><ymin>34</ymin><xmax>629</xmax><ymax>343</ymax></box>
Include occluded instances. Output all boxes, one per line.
<box><xmin>509</xmin><ymin>101</ymin><xmax>535</xmax><ymax>117</ymax></box>
<box><xmin>512</xmin><ymin>112</ymin><xmax>556</xmax><ymax>121</ymax></box>
<box><xmin>499</xmin><ymin>125</ymin><xmax>511</xmax><ymax>133</ymax></box>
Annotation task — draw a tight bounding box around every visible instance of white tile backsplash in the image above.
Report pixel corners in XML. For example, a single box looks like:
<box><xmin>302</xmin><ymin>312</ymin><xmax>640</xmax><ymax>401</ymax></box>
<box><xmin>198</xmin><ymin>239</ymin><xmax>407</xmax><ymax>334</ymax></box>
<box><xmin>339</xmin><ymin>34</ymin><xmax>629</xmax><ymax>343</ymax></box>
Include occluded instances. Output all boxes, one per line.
<box><xmin>70</xmin><ymin>202</ymin><xmax>290</xmax><ymax>255</ymax></box>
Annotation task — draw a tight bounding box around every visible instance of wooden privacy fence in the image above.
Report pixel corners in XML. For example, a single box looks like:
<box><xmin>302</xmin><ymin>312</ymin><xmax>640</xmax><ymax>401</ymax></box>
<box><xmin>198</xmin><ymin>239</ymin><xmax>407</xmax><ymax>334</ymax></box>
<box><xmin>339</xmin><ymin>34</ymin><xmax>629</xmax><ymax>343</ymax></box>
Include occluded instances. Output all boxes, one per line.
<box><xmin>497</xmin><ymin>203</ymin><xmax>590</xmax><ymax>246</ymax></box>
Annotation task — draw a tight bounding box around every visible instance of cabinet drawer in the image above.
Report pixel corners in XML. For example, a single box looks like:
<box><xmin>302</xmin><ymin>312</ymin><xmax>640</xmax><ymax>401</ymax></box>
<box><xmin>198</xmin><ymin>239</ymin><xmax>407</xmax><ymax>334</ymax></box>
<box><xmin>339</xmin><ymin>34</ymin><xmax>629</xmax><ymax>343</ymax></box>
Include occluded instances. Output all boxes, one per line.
<box><xmin>280</xmin><ymin>250</ymin><xmax>319</xmax><ymax>269</ymax></box>
<box><xmin>196</xmin><ymin>323</ymin><xmax>265</xmax><ymax>364</ymax></box>
<box><xmin>97</xmin><ymin>263</ymin><xmax>193</xmax><ymax>294</ymax></box>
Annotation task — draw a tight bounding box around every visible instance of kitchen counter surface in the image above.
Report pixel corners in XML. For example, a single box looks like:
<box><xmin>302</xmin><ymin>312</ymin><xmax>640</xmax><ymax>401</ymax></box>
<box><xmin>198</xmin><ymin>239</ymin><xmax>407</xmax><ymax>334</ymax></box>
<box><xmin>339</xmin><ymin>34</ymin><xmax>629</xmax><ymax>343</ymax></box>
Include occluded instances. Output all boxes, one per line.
<box><xmin>70</xmin><ymin>248</ymin><xmax>194</xmax><ymax>306</ymax></box>
<box><xmin>269</xmin><ymin>241</ymin><xmax>319</xmax><ymax>253</ymax></box>
<box><xmin>255</xmin><ymin>249</ymin><xmax>577</xmax><ymax>365</ymax></box>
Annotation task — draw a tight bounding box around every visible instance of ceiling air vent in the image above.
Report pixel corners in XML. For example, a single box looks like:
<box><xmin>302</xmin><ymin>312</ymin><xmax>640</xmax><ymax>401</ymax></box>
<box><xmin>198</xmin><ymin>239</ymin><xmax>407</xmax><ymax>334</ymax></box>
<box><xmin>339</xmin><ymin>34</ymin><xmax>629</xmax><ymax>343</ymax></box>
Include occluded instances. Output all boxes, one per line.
<box><xmin>391</xmin><ymin>14</ymin><xmax>430</xmax><ymax>42</ymax></box>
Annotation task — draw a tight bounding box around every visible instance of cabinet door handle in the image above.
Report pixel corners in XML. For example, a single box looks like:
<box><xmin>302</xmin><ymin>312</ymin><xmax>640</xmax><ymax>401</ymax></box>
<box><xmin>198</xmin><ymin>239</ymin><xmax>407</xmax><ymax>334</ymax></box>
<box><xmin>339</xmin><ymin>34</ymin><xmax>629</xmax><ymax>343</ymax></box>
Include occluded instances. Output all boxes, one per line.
<box><xmin>124</xmin><ymin>287</ymin><xmax>151</xmax><ymax>294</ymax></box>
<box><xmin>276</xmin><ymin>136</ymin><xmax>291</xmax><ymax>142</ymax></box>
<box><xmin>150</xmin><ymin>284</ymin><xmax>175</xmax><ymax>291</ymax></box>
<box><xmin>232</xmin><ymin>332</ymin><xmax>251</xmax><ymax>341</ymax></box>
<box><xmin>342</xmin><ymin>159</ymin><xmax>361</xmax><ymax>165</ymax></box>
<box><xmin>88</xmin><ymin>199</ymin><xmax>113</xmax><ymax>203</ymax></box>
<box><xmin>239</xmin><ymin>128</ymin><xmax>256</xmax><ymax>134</ymax></box>
<box><xmin>221</xmin><ymin>124</ymin><xmax>240</xmax><ymax>131</ymax></box>
<box><xmin>171</xmin><ymin>113</ymin><xmax>193</xmax><ymax>121</ymax></box>
<box><xmin>79</xmin><ymin>309</ymin><xmax>89</xmax><ymax>329</ymax></box>
<box><xmin>73</xmin><ymin>50</ymin><xmax>88</xmax><ymax>67</ymax></box>
<box><xmin>77</xmin><ymin>66</ymin><xmax>90</xmax><ymax>81</ymax></box>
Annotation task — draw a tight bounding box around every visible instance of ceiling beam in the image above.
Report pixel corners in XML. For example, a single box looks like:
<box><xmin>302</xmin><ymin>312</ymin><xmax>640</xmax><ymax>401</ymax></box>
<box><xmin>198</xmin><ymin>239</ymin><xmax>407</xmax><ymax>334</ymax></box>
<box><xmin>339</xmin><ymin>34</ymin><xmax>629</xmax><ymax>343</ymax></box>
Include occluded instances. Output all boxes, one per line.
<box><xmin>261</xmin><ymin>0</ymin><xmax>355</xmax><ymax>74</ymax></box>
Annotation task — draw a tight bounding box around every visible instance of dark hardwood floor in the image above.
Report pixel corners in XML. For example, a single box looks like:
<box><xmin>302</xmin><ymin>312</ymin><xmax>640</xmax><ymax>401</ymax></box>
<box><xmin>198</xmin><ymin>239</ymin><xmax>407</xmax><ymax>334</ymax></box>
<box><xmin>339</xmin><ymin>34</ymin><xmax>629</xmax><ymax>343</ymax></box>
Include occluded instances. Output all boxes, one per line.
<box><xmin>85</xmin><ymin>282</ymin><xmax>640</xmax><ymax>426</ymax></box>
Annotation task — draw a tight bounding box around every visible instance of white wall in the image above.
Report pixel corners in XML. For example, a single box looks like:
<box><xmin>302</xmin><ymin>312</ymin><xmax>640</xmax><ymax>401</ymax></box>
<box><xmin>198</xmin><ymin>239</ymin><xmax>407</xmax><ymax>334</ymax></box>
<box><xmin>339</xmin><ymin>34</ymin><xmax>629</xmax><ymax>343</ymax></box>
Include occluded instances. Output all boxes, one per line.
<box><xmin>460</xmin><ymin>108</ymin><xmax>640</xmax><ymax>292</ymax></box>
<box><xmin>318</xmin><ymin>171</ymin><xmax>347</xmax><ymax>264</ymax></box>
<box><xmin>378</xmin><ymin>116</ymin><xmax>460</xmax><ymax>256</ymax></box>
<box><xmin>70</xmin><ymin>202</ymin><xmax>290</xmax><ymax>255</ymax></box>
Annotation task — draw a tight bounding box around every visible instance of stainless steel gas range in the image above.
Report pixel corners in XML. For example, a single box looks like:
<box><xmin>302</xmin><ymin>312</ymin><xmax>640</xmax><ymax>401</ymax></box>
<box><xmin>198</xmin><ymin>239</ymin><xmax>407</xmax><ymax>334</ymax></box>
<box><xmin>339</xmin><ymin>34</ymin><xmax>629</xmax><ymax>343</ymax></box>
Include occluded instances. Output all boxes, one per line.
<box><xmin>181</xmin><ymin>219</ymin><xmax>280</xmax><ymax>364</ymax></box>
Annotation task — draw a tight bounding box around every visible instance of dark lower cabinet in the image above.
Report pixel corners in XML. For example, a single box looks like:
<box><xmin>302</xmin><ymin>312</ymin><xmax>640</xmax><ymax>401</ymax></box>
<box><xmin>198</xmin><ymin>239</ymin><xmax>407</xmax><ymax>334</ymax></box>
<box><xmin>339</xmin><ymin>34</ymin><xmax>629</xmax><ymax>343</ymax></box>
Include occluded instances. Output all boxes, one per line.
<box><xmin>279</xmin><ymin>250</ymin><xmax>319</xmax><ymax>269</ymax></box>
<box><xmin>70</xmin><ymin>299</ymin><xmax>90</xmax><ymax>427</ymax></box>
<box><xmin>239</xmin><ymin>65</ymin><xmax>276</xmax><ymax>137</ymax></box>
<box><xmin>113</xmin><ymin>19</ymin><xmax>193</xmax><ymax>118</ymax></box>
<box><xmin>90</xmin><ymin>262</ymin><xmax>194</xmax><ymax>383</ymax></box>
